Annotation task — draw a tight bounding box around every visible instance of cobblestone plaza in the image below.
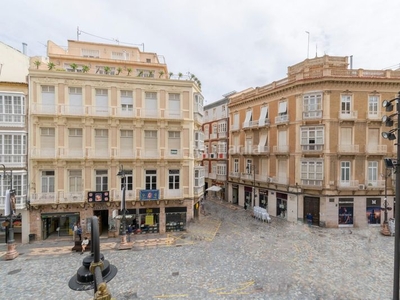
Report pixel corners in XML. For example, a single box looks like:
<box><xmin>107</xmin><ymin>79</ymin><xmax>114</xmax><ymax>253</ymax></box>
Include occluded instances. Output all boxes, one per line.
<box><xmin>0</xmin><ymin>200</ymin><xmax>394</xmax><ymax>299</ymax></box>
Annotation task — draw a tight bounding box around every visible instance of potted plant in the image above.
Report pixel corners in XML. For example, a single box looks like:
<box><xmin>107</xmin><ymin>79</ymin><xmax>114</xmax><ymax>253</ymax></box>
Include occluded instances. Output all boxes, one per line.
<box><xmin>104</xmin><ymin>66</ymin><xmax>111</xmax><ymax>75</ymax></box>
<box><xmin>47</xmin><ymin>62</ymin><xmax>55</xmax><ymax>70</ymax></box>
<box><xmin>116</xmin><ymin>67</ymin><xmax>122</xmax><ymax>75</ymax></box>
<box><xmin>158</xmin><ymin>70</ymin><xmax>165</xmax><ymax>78</ymax></box>
<box><xmin>82</xmin><ymin>65</ymin><xmax>90</xmax><ymax>73</ymax></box>
<box><xmin>178</xmin><ymin>72</ymin><xmax>183</xmax><ymax>80</ymax></box>
<box><xmin>34</xmin><ymin>60</ymin><xmax>41</xmax><ymax>69</ymax></box>
<box><xmin>168</xmin><ymin>72</ymin><xmax>173</xmax><ymax>79</ymax></box>
<box><xmin>127</xmin><ymin>67</ymin><xmax>132</xmax><ymax>76</ymax></box>
<box><xmin>70</xmin><ymin>63</ymin><xmax>78</xmax><ymax>72</ymax></box>
<box><xmin>149</xmin><ymin>70</ymin><xmax>154</xmax><ymax>78</ymax></box>
<box><xmin>137</xmin><ymin>70</ymin><xmax>143</xmax><ymax>77</ymax></box>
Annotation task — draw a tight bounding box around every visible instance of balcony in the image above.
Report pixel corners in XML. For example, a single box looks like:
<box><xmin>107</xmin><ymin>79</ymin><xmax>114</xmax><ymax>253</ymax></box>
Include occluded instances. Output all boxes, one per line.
<box><xmin>210</xmin><ymin>133</ymin><xmax>218</xmax><ymax>139</ymax></box>
<box><xmin>229</xmin><ymin>172</ymin><xmax>240</xmax><ymax>178</ymax></box>
<box><xmin>140</xmin><ymin>109</ymin><xmax>160</xmax><ymax>118</ymax></box>
<box><xmin>365</xmin><ymin>180</ymin><xmax>385</xmax><ymax>188</ymax></box>
<box><xmin>275</xmin><ymin>114</ymin><xmax>289</xmax><ymax>124</ymax></box>
<box><xmin>240</xmin><ymin>173</ymin><xmax>253</xmax><ymax>180</ymax></box>
<box><xmin>164</xmin><ymin>110</ymin><xmax>183</xmax><ymax>119</ymax></box>
<box><xmin>60</xmin><ymin>148</ymin><xmax>85</xmax><ymax>159</ymax></box>
<box><xmin>218</xmin><ymin>132</ymin><xmax>228</xmax><ymax>139</ymax></box>
<box><xmin>88</xmin><ymin>148</ymin><xmax>112</xmax><ymax>159</ymax></box>
<box><xmin>255</xmin><ymin>174</ymin><xmax>272</xmax><ymax>183</ymax></box>
<box><xmin>194</xmin><ymin>113</ymin><xmax>203</xmax><ymax>124</ymax></box>
<box><xmin>31</xmin><ymin>192</ymin><xmax>57</xmax><ymax>204</ymax></box>
<box><xmin>165</xmin><ymin>149</ymin><xmax>183</xmax><ymax>159</ymax></box>
<box><xmin>301</xmin><ymin>179</ymin><xmax>323</xmax><ymax>186</ymax></box>
<box><xmin>338</xmin><ymin>144</ymin><xmax>359</xmax><ymax>154</ymax></box>
<box><xmin>258</xmin><ymin>118</ymin><xmax>270</xmax><ymax>127</ymax></box>
<box><xmin>301</xmin><ymin>144</ymin><xmax>324</xmax><ymax>152</ymax></box>
<box><xmin>115</xmin><ymin>107</ymin><xmax>137</xmax><ymax>118</ymax></box>
<box><xmin>61</xmin><ymin>105</ymin><xmax>85</xmax><ymax>116</ymax></box>
<box><xmin>273</xmin><ymin>145</ymin><xmax>289</xmax><ymax>154</ymax></box>
<box><xmin>139</xmin><ymin>149</ymin><xmax>160</xmax><ymax>159</ymax></box>
<box><xmin>163</xmin><ymin>189</ymin><xmax>183</xmax><ymax>199</ymax></box>
<box><xmin>87</xmin><ymin>106</ymin><xmax>111</xmax><ymax>117</ymax></box>
<box><xmin>366</xmin><ymin>144</ymin><xmax>387</xmax><ymax>155</ymax></box>
<box><xmin>31</xmin><ymin>103</ymin><xmax>57</xmax><ymax>115</ymax></box>
<box><xmin>229</xmin><ymin>146</ymin><xmax>241</xmax><ymax>155</ymax></box>
<box><xmin>339</xmin><ymin>111</ymin><xmax>358</xmax><ymax>121</ymax></box>
<box><xmin>113</xmin><ymin>189</ymin><xmax>136</xmax><ymax>201</ymax></box>
<box><xmin>243</xmin><ymin>120</ymin><xmax>259</xmax><ymax>129</ymax></box>
<box><xmin>216</xmin><ymin>174</ymin><xmax>227</xmax><ymax>181</ymax></box>
<box><xmin>231</xmin><ymin>124</ymin><xmax>240</xmax><ymax>132</ymax></box>
<box><xmin>31</xmin><ymin>148</ymin><xmax>58</xmax><ymax>159</ymax></box>
<box><xmin>61</xmin><ymin>192</ymin><xmax>85</xmax><ymax>203</ymax></box>
<box><xmin>113</xmin><ymin>148</ymin><xmax>135</xmax><ymax>159</ymax></box>
<box><xmin>275</xmin><ymin>176</ymin><xmax>289</xmax><ymax>185</ymax></box>
<box><xmin>303</xmin><ymin>110</ymin><xmax>322</xmax><ymax>120</ymax></box>
<box><xmin>366</xmin><ymin>111</ymin><xmax>382</xmax><ymax>122</ymax></box>
<box><xmin>253</xmin><ymin>145</ymin><xmax>270</xmax><ymax>155</ymax></box>
<box><xmin>194</xmin><ymin>186</ymin><xmax>204</xmax><ymax>196</ymax></box>
<box><xmin>338</xmin><ymin>180</ymin><xmax>359</xmax><ymax>188</ymax></box>
<box><xmin>217</xmin><ymin>152</ymin><xmax>227</xmax><ymax>159</ymax></box>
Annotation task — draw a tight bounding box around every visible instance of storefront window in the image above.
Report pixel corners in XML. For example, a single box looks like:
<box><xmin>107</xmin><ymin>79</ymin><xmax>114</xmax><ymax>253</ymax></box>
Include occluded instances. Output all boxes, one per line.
<box><xmin>338</xmin><ymin>198</ymin><xmax>354</xmax><ymax>226</ymax></box>
<box><xmin>277</xmin><ymin>193</ymin><xmax>287</xmax><ymax>219</ymax></box>
<box><xmin>366</xmin><ymin>198</ymin><xmax>381</xmax><ymax>225</ymax></box>
<box><xmin>166</xmin><ymin>207</ymin><xmax>187</xmax><ymax>232</ymax></box>
<box><xmin>259</xmin><ymin>190</ymin><xmax>268</xmax><ymax>209</ymax></box>
<box><xmin>137</xmin><ymin>208</ymin><xmax>160</xmax><ymax>234</ymax></box>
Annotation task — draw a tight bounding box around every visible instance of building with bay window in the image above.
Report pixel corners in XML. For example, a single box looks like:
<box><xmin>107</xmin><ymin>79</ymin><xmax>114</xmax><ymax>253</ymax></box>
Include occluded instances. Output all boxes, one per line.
<box><xmin>0</xmin><ymin>42</ymin><xmax>29</xmax><ymax>243</ymax></box>
<box><xmin>27</xmin><ymin>40</ymin><xmax>204</xmax><ymax>240</ymax></box>
<box><xmin>228</xmin><ymin>55</ymin><xmax>400</xmax><ymax>228</ymax></box>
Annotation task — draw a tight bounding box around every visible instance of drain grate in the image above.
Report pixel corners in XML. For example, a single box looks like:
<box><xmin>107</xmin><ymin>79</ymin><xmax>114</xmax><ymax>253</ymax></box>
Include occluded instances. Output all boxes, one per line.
<box><xmin>172</xmin><ymin>271</ymin><xmax>179</xmax><ymax>276</ymax></box>
<box><xmin>8</xmin><ymin>269</ymin><xmax>22</xmax><ymax>275</ymax></box>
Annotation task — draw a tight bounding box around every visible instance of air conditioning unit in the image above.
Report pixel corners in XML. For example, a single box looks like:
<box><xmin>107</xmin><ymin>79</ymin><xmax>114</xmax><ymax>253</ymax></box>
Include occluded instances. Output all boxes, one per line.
<box><xmin>210</xmin><ymin>153</ymin><xmax>216</xmax><ymax>159</ymax></box>
<box><xmin>359</xmin><ymin>184</ymin><xmax>366</xmax><ymax>190</ymax></box>
<box><xmin>202</xmin><ymin>153</ymin><xmax>208</xmax><ymax>159</ymax></box>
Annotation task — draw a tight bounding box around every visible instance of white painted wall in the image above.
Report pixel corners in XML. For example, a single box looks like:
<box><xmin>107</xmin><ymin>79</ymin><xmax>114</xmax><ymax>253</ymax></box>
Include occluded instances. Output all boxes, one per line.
<box><xmin>0</xmin><ymin>42</ymin><xmax>29</xmax><ymax>83</ymax></box>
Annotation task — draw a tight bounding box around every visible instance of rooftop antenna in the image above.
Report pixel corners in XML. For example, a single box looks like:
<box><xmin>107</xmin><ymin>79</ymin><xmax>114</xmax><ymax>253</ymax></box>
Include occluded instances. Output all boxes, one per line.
<box><xmin>77</xmin><ymin>26</ymin><xmax>81</xmax><ymax>41</ymax></box>
<box><xmin>315</xmin><ymin>44</ymin><xmax>318</xmax><ymax>57</ymax></box>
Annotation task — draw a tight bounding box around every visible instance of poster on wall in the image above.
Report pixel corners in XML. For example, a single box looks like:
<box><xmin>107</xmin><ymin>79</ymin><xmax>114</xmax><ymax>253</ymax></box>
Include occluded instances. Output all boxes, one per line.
<box><xmin>366</xmin><ymin>198</ymin><xmax>381</xmax><ymax>225</ymax></box>
<box><xmin>338</xmin><ymin>205</ymin><xmax>353</xmax><ymax>225</ymax></box>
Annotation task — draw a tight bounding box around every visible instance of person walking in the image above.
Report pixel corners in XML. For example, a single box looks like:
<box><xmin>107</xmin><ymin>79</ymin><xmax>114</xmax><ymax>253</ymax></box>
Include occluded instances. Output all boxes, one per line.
<box><xmin>306</xmin><ymin>213</ymin><xmax>313</xmax><ymax>227</ymax></box>
<box><xmin>127</xmin><ymin>225</ymin><xmax>133</xmax><ymax>242</ymax></box>
<box><xmin>73</xmin><ymin>223</ymin><xmax>78</xmax><ymax>241</ymax></box>
<box><xmin>77</xmin><ymin>225</ymin><xmax>82</xmax><ymax>241</ymax></box>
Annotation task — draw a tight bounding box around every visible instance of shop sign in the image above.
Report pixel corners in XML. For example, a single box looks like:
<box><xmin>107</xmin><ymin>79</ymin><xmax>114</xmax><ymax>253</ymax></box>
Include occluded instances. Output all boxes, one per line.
<box><xmin>139</xmin><ymin>189</ymin><xmax>159</xmax><ymax>200</ymax></box>
<box><xmin>88</xmin><ymin>191</ymin><xmax>110</xmax><ymax>203</ymax></box>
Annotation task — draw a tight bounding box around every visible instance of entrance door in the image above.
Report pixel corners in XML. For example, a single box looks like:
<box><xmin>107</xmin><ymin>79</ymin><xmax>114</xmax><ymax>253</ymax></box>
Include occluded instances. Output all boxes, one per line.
<box><xmin>232</xmin><ymin>187</ymin><xmax>238</xmax><ymax>204</ymax></box>
<box><xmin>94</xmin><ymin>210</ymin><xmax>109</xmax><ymax>236</ymax></box>
<box><xmin>304</xmin><ymin>196</ymin><xmax>320</xmax><ymax>226</ymax></box>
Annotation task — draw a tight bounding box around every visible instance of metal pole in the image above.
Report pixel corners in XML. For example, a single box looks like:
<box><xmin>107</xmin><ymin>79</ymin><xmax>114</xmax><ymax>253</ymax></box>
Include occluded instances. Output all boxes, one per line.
<box><xmin>253</xmin><ymin>165</ymin><xmax>255</xmax><ymax>207</ymax></box>
<box><xmin>393</xmin><ymin>92</ymin><xmax>400</xmax><ymax>300</ymax></box>
<box><xmin>8</xmin><ymin>170</ymin><xmax>14</xmax><ymax>244</ymax></box>
<box><xmin>385</xmin><ymin>168</ymin><xmax>388</xmax><ymax>224</ymax></box>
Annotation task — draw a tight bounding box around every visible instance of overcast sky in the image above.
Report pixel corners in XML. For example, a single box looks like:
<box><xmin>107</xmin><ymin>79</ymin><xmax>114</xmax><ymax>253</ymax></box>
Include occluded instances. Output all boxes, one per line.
<box><xmin>1</xmin><ymin>0</ymin><xmax>400</xmax><ymax>104</ymax></box>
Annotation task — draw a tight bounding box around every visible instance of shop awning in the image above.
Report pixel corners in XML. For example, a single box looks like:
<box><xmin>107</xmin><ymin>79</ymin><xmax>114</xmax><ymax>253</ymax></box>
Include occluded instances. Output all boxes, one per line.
<box><xmin>206</xmin><ymin>186</ymin><xmax>222</xmax><ymax>192</ymax></box>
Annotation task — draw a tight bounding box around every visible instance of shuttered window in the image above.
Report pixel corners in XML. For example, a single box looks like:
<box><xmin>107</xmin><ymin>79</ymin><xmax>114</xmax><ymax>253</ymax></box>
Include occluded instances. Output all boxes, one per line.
<box><xmin>41</xmin><ymin>128</ymin><xmax>55</xmax><ymax>149</ymax></box>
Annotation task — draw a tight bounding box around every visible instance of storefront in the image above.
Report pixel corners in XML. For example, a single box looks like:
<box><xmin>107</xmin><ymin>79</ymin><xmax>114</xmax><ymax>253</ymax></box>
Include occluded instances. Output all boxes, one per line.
<box><xmin>137</xmin><ymin>208</ymin><xmax>160</xmax><ymax>234</ymax></box>
<box><xmin>1</xmin><ymin>215</ymin><xmax>22</xmax><ymax>243</ymax></box>
<box><xmin>165</xmin><ymin>207</ymin><xmax>186</xmax><ymax>232</ymax></box>
<box><xmin>244</xmin><ymin>186</ymin><xmax>252</xmax><ymax>208</ymax></box>
<box><xmin>277</xmin><ymin>193</ymin><xmax>288</xmax><ymax>219</ymax></box>
<box><xmin>338</xmin><ymin>198</ymin><xmax>354</xmax><ymax>227</ymax></box>
<box><xmin>41</xmin><ymin>212</ymin><xmax>80</xmax><ymax>240</ymax></box>
<box><xmin>232</xmin><ymin>185</ymin><xmax>238</xmax><ymax>204</ymax></box>
<box><xmin>259</xmin><ymin>189</ymin><xmax>268</xmax><ymax>210</ymax></box>
<box><xmin>366</xmin><ymin>198</ymin><xmax>381</xmax><ymax>226</ymax></box>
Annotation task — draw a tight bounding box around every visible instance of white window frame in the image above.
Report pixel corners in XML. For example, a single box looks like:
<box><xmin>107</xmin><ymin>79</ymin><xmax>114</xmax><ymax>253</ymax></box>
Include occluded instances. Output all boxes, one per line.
<box><xmin>95</xmin><ymin>170</ymin><xmax>108</xmax><ymax>191</ymax></box>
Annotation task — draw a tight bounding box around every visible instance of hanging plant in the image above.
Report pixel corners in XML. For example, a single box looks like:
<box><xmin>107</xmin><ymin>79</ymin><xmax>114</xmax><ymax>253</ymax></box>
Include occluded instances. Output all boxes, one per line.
<box><xmin>47</xmin><ymin>62</ymin><xmax>55</xmax><ymax>70</ymax></box>
<box><xmin>82</xmin><ymin>65</ymin><xmax>90</xmax><ymax>73</ymax></box>
<box><xmin>116</xmin><ymin>67</ymin><xmax>122</xmax><ymax>75</ymax></box>
<box><xmin>127</xmin><ymin>67</ymin><xmax>132</xmax><ymax>76</ymax></box>
<box><xmin>34</xmin><ymin>60</ymin><xmax>41</xmax><ymax>69</ymax></box>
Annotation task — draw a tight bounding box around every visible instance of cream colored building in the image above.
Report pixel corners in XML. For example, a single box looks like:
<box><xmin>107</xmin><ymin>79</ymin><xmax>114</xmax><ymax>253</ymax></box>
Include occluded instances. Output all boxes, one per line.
<box><xmin>0</xmin><ymin>42</ymin><xmax>29</xmax><ymax>243</ymax></box>
<box><xmin>28</xmin><ymin>40</ymin><xmax>204</xmax><ymax>240</ymax></box>
<box><xmin>228</xmin><ymin>55</ymin><xmax>400</xmax><ymax>228</ymax></box>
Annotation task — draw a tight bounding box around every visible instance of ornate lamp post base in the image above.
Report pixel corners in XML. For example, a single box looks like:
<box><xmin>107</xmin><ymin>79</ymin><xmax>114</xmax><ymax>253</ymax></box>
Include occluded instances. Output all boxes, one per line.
<box><xmin>381</xmin><ymin>223</ymin><xmax>391</xmax><ymax>236</ymax></box>
<box><xmin>6</xmin><ymin>242</ymin><xmax>18</xmax><ymax>260</ymax></box>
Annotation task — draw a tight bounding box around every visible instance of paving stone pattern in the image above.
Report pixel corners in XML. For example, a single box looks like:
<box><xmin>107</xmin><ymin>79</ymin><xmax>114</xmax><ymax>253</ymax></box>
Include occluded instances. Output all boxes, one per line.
<box><xmin>0</xmin><ymin>199</ymin><xmax>394</xmax><ymax>299</ymax></box>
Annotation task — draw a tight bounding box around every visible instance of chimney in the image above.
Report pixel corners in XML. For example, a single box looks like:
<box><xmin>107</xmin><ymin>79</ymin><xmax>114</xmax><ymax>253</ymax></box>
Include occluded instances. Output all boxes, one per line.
<box><xmin>22</xmin><ymin>43</ymin><xmax>27</xmax><ymax>55</ymax></box>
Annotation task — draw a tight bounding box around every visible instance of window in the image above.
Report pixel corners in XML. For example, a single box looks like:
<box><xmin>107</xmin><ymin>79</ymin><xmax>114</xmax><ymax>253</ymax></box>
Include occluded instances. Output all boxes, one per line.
<box><xmin>368</xmin><ymin>161</ymin><xmax>378</xmax><ymax>182</ymax></box>
<box><xmin>341</xmin><ymin>161</ymin><xmax>351</xmax><ymax>182</ymax></box>
<box><xmin>194</xmin><ymin>167</ymin><xmax>205</xmax><ymax>187</ymax></box>
<box><xmin>0</xmin><ymin>134</ymin><xmax>26</xmax><ymax>163</ymax></box>
<box><xmin>233</xmin><ymin>159</ymin><xmax>239</xmax><ymax>173</ymax></box>
<box><xmin>232</xmin><ymin>113</ymin><xmax>239</xmax><ymax>130</ymax></box>
<box><xmin>0</xmin><ymin>93</ymin><xmax>25</xmax><ymax>124</ymax></box>
<box><xmin>341</xmin><ymin>95</ymin><xmax>352</xmax><ymax>114</ymax></box>
<box><xmin>168</xmin><ymin>131</ymin><xmax>180</xmax><ymax>153</ymax></box>
<box><xmin>244</xmin><ymin>110</ymin><xmax>252</xmax><ymax>127</ymax></box>
<box><xmin>278</xmin><ymin>101</ymin><xmax>287</xmax><ymax>115</ymax></box>
<box><xmin>120</xmin><ymin>130</ymin><xmax>134</xmax><ymax>156</ymax></box>
<box><xmin>95</xmin><ymin>89</ymin><xmax>109</xmax><ymax>114</ymax></box>
<box><xmin>5</xmin><ymin>172</ymin><xmax>27</xmax><ymax>206</ymax></box>
<box><xmin>212</xmin><ymin>124</ymin><xmax>218</xmax><ymax>135</ymax></box>
<box><xmin>218</xmin><ymin>121</ymin><xmax>227</xmax><ymax>133</ymax></box>
<box><xmin>246</xmin><ymin>159</ymin><xmax>253</xmax><ymax>174</ymax></box>
<box><xmin>168</xmin><ymin>93</ymin><xmax>181</xmax><ymax>117</ymax></box>
<box><xmin>368</xmin><ymin>95</ymin><xmax>379</xmax><ymax>116</ymax></box>
<box><xmin>69</xmin><ymin>170</ymin><xmax>82</xmax><ymax>192</ymax></box>
<box><xmin>68</xmin><ymin>87</ymin><xmax>83</xmax><ymax>114</ymax></box>
<box><xmin>68</xmin><ymin>128</ymin><xmax>83</xmax><ymax>155</ymax></box>
<box><xmin>95</xmin><ymin>66</ymin><xmax>115</xmax><ymax>75</ymax></box>
<box><xmin>121</xmin><ymin>90</ymin><xmax>133</xmax><ymax>112</ymax></box>
<box><xmin>168</xmin><ymin>170</ymin><xmax>180</xmax><ymax>189</ymax></box>
<box><xmin>82</xmin><ymin>49</ymin><xmax>99</xmax><ymax>58</ymax></box>
<box><xmin>112</xmin><ymin>51</ymin><xmax>130</xmax><ymax>60</ymax></box>
<box><xmin>120</xmin><ymin>170</ymin><xmax>133</xmax><ymax>191</ymax></box>
<box><xmin>218</xmin><ymin>142</ymin><xmax>227</xmax><ymax>154</ymax></box>
<box><xmin>194</xmin><ymin>93</ymin><xmax>204</xmax><ymax>115</ymax></box>
<box><xmin>95</xmin><ymin>129</ymin><xmax>108</xmax><ymax>156</ymax></box>
<box><xmin>41</xmin><ymin>85</ymin><xmax>55</xmax><ymax>113</ymax></box>
<box><xmin>145</xmin><ymin>130</ymin><xmax>158</xmax><ymax>149</ymax></box>
<box><xmin>301</xmin><ymin>160</ymin><xmax>323</xmax><ymax>185</ymax></box>
<box><xmin>340</xmin><ymin>127</ymin><xmax>353</xmax><ymax>151</ymax></box>
<box><xmin>146</xmin><ymin>170</ymin><xmax>157</xmax><ymax>189</ymax></box>
<box><xmin>95</xmin><ymin>170</ymin><xmax>108</xmax><ymax>191</ymax></box>
<box><xmin>194</xmin><ymin>131</ymin><xmax>204</xmax><ymax>150</ymax></box>
<box><xmin>259</xmin><ymin>106</ymin><xmax>269</xmax><ymax>126</ymax></box>
<box><xmin>217</xmin><ymin>163</ymin><xmax>227</xmax><ymax>175</ymax></box>
<box><xmin>42</xmin><ymin>171</ymin><xmax>55</xmax><ymax>193</ymax></box>
<box><xmin>258</xmin><ymin>133</ymin><xmax>268</xmax><ymax>152</ymax></box>
<box><xmin>204</xmin><ymin>125</ymin><xmax>209</xmax><ymax>137</ymax></box>
<box><xmin>303</xmin><ymin>93</ymin><xmax>322</xmax><ymax>118</ymax></box>
<box><xmin>301</xmin><ymin>126</ymin><xmax>324</xmax><ymax>150</ymax></box>
<box><xmin>41</xmin><ymin>127</ymin><xmax>55</xmax><ymax>150</ymax></box>
<box><xmin>145</xmin><ymin>92</ymin><xmax>157</xmax><ymax>117</ymax></box>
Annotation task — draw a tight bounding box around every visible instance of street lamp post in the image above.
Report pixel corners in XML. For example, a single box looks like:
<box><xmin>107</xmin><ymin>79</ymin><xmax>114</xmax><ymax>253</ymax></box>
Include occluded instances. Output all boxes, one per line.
<box><xmin>1</xmin><ymin>164</ymin><xmax>18</xmax><ymax>260</ymax></box>
<box><xmin>381</xmin><ymin>161</ymin><xmax>393</xmax><ymax>236</ymax></box>
<box><xmin>381</xmin><ymin>92</ymin><xmax>400</xmax><ymax>299</ymax></box>
<box><xmin>246</xmin><ymin>164</ymin><xmax>256</xmax><ymax>208</ymax></box>
<box><xmin>117</xmin><ymin>166</ymin><xmax>127</xmax><ymax>245</ymax></box>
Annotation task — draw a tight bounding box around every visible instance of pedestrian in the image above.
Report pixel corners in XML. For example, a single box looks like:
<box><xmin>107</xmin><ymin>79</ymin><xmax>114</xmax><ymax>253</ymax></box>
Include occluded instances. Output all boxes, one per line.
<box><xmin>73</xmin><ymin>223</ymin><xmax>78</xmax><ymax>241</ymax></box>
<box><xmin>306</xmin><ymin>213</ymin><xmax>312</xmax><ymax>227</ymax></box>
<box><xmin>81</xmin><ymin>237</ymin><xmax>89</xmax><ymax>254</ymax></box>
<box><xmin>77</xmin><ymin>225</ymin><xmax>82</xmax><ymax>241</ymax></box>
<box><xmin>127</xmin><ymin>225</ymin><xmax>133</xmax><ymax>242</ymax></box>
<box><xmin>244</xmin><ymin>202</ymin><xmax>248</xmax><ymax>210</ymax></box>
